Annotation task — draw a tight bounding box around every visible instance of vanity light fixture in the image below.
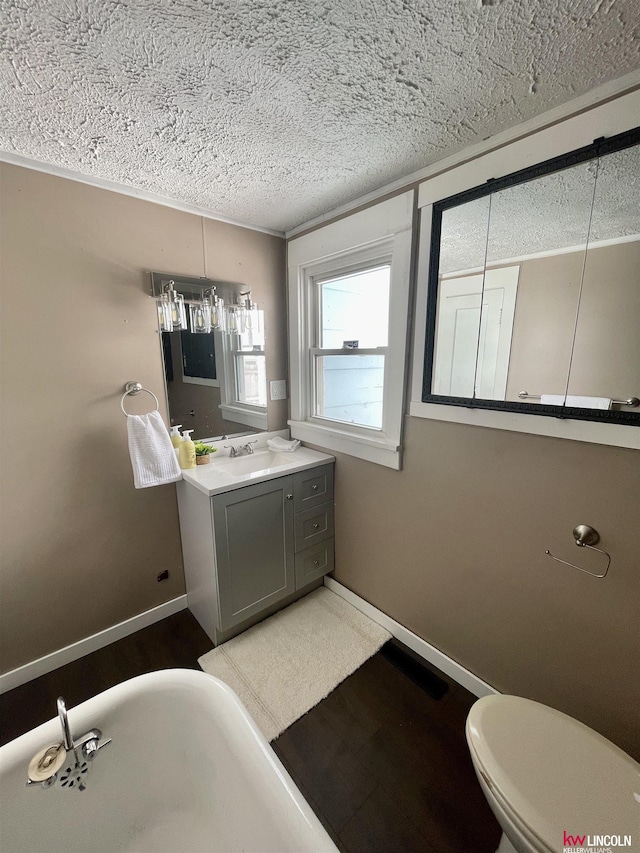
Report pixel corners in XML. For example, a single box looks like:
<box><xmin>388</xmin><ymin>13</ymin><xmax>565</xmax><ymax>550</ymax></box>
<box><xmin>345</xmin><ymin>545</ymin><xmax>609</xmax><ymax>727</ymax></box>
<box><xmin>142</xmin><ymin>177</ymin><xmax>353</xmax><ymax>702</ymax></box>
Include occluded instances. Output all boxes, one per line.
<box><xmin>225</xmin><ymin>291</ymin><xmax>260</xmax><ymax>335</ymax></box>
<box><xmin>151</xmin><ymin>272</ymin><xmax>253</xmax><ymax>336</ymax></box>
<box><xmin>204</xmin><ymin>288</ymin><xmax>226</xmax><ymax>332</ymax></box>
<box><xmin>187</xmin><ymin>287</ymin><xmax>227</xmax><ymax>334</ymax></box>
<box><xmin>157</xmin><ymin>280</ymin><xmax>188</xmax><ymax>332</ymax></box>
<box><xmin>241</xmin><ymin>291</ymin><xmax>261</xmax><ymax>334</ymax></box>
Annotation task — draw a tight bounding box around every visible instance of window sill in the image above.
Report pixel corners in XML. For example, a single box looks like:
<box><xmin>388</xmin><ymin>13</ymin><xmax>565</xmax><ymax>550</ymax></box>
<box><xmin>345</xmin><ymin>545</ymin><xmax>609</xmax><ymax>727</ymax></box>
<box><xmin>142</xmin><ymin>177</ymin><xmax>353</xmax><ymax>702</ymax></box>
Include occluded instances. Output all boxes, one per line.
<box><xmin>408</xmin><ymin>400</ymin><xmax>640</xmax><ymax>450</ymax></box>
<box><xmin>288</xmin><ymin>420</ymin><xmax>401</xmax><ymax>469</ymax></box>
<box><xmin>219</xmin><ymin>403</ymin><xmax>268</xmax><ymax>431</ymax></box>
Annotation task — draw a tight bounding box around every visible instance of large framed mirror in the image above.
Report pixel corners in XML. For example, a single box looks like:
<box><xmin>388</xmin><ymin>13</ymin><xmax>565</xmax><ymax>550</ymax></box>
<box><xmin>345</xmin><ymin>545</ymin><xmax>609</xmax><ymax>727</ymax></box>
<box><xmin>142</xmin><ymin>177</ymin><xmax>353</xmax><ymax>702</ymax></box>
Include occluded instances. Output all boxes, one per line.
<box><xmin>422</xmin><ymin>126</ymin><xmax>640</xmax><ymax>426</ymax></box>
<box><xmin>151</xmin><ymin>272</ymin><xmax>268</xmax><ymax>440</ymax></box>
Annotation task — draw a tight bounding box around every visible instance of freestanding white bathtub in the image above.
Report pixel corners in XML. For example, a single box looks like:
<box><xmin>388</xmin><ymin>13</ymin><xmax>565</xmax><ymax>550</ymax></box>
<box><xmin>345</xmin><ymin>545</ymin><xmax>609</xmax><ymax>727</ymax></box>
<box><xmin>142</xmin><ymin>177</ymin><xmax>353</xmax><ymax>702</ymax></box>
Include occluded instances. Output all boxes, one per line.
<box><xmin>0</xmin><ymin>669</ymin><xmax>338</xmax><ymax>852</ymax></box>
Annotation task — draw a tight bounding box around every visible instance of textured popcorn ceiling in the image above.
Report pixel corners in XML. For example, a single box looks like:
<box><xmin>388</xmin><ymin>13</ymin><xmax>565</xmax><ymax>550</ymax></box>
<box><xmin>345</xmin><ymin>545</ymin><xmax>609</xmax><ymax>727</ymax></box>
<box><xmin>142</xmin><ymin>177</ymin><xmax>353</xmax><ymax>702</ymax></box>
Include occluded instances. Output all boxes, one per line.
<box><xmin>1</xmin><ymin>0</ymin><xmax>639</xmax><ymax>232</ymax></box>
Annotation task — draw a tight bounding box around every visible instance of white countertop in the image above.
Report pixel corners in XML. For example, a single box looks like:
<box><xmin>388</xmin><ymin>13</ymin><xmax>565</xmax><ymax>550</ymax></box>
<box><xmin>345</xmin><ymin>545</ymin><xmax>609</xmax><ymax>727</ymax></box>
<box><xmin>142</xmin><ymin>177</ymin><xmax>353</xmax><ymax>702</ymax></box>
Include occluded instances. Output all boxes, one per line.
<box><xmin>180</xmin><ymin>443</ymin><xmax>334</xmax><ymax>497</ymax></box>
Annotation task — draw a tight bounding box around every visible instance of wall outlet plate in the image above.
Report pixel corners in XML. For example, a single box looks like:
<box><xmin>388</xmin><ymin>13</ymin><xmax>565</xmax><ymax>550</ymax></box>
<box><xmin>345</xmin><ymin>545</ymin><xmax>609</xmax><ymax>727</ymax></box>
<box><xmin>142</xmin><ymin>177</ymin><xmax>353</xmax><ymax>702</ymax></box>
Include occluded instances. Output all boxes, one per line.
<box><xmin>270</xmin><ymin>380</ymin><xmax>287</xmax><ymax>401</ymax></box>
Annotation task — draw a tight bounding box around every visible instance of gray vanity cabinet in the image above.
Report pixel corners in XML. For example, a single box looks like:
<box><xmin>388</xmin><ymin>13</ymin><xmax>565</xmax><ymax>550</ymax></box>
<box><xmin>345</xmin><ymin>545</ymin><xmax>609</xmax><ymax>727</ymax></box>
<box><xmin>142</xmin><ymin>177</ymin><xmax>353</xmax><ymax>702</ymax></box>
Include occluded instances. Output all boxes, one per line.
<box><xmin>212</xmin><ymin>476</ymin><xmax>295</xmax><ymax>633</ymax></box>
<box><xmin>177</xmin><ymin>461</ymin><xmax>335</xmax><ymax>646</ymax></box>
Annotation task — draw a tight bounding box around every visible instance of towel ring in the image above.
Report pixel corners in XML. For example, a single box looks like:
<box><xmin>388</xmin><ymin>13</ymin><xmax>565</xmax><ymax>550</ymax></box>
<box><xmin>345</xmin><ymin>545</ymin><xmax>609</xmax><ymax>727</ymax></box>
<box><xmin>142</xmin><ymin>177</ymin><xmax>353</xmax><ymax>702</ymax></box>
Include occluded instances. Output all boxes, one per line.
<box><xmin>120</xmin><ymin>382</ymin><xmax>160</xmax><ymax>417</ymax></box>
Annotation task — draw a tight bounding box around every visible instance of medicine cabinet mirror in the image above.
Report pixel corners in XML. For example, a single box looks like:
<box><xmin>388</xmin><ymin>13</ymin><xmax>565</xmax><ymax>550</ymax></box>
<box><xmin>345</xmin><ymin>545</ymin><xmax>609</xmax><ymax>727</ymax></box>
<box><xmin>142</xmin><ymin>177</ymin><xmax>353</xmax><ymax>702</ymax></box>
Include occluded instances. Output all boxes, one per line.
<box><xmin>151</xmin><ymin>272</ymin><xmax>268</xmax><ymax>440</ymax></box>
<box><xmin>422</xmin><ymin>127</ymin><xmax>640</xmax><ymax>426</ymax></box>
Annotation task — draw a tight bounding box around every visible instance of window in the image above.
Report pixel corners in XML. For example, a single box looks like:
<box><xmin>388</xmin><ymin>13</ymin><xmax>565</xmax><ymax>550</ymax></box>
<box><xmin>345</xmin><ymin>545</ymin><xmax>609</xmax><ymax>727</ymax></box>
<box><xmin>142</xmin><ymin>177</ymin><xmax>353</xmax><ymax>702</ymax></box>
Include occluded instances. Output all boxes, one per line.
<box><xmin>218</xmin><ymin>311</ymin><xmax>268</xmax><ymax>430</ymax></box>
<box><xmin>288</xmin><ymin>191</ymin><xmax>414</xmax><ymax>469</ymax></box>
<box><xmin>233</xmin><ymin>322</ymin><xmax>267</xmax><ymax>408</ymax></box>
<box><xmin>313</xmin><ymin>265</ymin><xmax>390</xmax><ymax>429</ymax></box>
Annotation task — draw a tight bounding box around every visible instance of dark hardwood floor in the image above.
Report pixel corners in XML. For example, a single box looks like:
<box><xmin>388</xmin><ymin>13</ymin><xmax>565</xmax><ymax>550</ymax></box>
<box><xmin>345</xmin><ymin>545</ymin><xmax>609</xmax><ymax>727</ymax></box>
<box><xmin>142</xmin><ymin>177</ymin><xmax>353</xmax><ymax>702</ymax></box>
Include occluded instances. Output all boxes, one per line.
<box><xmin>272</xmin><ymin>645</ymin><xmax>501</xmax><ymax>853</ymax></box>
<box><xmin>0</xmin><ymin>610</ymin><xmax>501</xmax><ymax>852</ymax></box>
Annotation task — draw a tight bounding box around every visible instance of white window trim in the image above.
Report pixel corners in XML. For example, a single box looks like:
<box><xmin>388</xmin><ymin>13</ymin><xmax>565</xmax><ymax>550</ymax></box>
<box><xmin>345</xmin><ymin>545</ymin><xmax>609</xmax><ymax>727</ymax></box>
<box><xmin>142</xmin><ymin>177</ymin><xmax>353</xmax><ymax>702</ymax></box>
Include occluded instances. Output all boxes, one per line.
<box><xmin>410</xmin><ymin>90</ymin><xmax>640</xmax><ymax>452</ymax></box>
<box><xmin>217</xmin><ymin>330</ymin><xmax>268</xmax><ymax>430</ymax></box>
<box><xmin>288</xmin><ymin>191</ymin><xmax>414</xmax><ymax>469</ymax></box>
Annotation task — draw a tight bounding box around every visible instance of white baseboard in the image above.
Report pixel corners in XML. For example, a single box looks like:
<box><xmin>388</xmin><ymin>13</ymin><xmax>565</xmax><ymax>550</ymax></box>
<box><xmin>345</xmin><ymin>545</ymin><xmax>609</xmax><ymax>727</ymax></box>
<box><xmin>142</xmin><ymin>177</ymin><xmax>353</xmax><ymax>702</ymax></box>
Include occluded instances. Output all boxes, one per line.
<box><xmin>324</xmin><ymin>577</ymin><xmax>498</xmax><ymax>698</ymax></box>
<box><xmin>0</xmin><ymin>595</ymin><xmax>188</xmax><ymax>694</ymax></box>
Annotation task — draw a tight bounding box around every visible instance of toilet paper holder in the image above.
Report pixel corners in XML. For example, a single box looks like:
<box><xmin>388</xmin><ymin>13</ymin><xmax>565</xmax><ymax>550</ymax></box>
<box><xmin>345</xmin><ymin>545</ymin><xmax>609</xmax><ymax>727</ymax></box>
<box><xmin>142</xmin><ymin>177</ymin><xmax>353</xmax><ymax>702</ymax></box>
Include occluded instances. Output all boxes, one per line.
<box><xmin>545</xmin><ymin>525</ymin><xmax>611</xmax><ymax>578</ymax></box>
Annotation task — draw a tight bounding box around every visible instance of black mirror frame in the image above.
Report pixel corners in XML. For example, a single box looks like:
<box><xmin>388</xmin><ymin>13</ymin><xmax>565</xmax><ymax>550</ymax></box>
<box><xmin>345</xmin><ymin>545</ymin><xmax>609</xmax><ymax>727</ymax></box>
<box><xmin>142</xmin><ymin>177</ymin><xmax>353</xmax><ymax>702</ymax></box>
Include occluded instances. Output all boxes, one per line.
<box><xmin>421</xmin><ymin>125</ymin><xmax>640</xmax><ymax>427</ymax></box>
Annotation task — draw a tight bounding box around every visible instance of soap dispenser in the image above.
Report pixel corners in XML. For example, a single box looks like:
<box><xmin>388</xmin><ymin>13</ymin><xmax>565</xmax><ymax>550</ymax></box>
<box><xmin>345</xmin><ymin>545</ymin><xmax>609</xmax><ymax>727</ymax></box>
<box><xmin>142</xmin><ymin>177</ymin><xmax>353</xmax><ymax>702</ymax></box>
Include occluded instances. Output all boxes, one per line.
<box><xmin>170</xmin><ymin>425</ymin><xmax>183</xmax><ymax>448</ymax></box>
<box><xmin>179</xmin><ymin>429</ymin><xmax>196</xmax><ymax>470</ymax></box>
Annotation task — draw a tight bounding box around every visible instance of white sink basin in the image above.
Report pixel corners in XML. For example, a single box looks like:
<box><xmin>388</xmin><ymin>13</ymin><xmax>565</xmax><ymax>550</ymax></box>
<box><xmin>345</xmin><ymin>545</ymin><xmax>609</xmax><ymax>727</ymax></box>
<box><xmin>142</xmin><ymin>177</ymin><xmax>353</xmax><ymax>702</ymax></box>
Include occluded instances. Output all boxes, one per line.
<box><xmin>215</xmin><ymin>449</ymin><xmax>292</xmax><ymax>477</ymax></box>
<box><xmin>181</xmin><ymin>445</ymin><xmax>334</xmax><ymax>497</ymax></box>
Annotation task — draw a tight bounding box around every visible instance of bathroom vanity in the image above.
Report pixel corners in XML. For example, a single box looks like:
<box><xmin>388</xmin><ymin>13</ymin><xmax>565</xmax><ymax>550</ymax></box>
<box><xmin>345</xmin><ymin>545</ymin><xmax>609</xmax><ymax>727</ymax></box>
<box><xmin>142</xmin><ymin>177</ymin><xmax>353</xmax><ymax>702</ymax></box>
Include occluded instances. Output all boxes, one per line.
<box><xmin>177</xmin><ymin>441</ymin><xmax>335</xmax><ymax>645</ymax></box>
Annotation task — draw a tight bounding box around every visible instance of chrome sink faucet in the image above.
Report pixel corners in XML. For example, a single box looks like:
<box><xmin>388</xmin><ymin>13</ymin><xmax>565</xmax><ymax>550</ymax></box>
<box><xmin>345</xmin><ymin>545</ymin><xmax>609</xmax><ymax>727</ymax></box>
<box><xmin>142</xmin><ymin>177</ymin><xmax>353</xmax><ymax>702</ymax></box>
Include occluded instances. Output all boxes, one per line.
<box><xmin>224</xmin><ymin>440</ymin><xmax>258</xmax><ymax>457</ymax></box>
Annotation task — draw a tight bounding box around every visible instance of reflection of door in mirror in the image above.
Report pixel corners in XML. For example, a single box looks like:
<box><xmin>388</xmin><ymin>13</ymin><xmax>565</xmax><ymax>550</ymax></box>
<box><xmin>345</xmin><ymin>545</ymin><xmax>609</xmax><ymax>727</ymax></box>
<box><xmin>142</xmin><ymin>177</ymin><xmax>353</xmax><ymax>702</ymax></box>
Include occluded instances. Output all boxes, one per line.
<box><xmin>433</xmin><ymin>267</ymin><xmax>518</xmax><ymax>399</ymax></box>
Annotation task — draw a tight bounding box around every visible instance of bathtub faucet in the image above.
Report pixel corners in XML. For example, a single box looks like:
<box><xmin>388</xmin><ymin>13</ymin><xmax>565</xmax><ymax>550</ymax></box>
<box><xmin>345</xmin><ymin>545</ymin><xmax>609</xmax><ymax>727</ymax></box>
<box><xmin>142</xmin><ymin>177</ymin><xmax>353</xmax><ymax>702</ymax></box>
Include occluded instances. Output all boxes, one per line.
<box><xmin>26</xmin><ymin>696</ymin><xmax>112</xmax><ymax>790</ymax></box>
<box><xmin>56</xmin><ymin>696</ymin><xmax>108</xmax><ymax>760</ymax></box>
<box><xmin>57</xmin><ymin>696</ymin><xmax>73</xmax><ymax>751</ymax></box>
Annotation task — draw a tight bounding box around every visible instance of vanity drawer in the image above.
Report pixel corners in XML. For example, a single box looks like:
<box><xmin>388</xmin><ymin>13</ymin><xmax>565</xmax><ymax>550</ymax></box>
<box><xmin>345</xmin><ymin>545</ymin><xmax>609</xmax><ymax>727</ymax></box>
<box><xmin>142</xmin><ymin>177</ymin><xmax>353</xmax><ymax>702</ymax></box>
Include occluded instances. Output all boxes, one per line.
<box><xmin>294</xmin><ymin>501</ymin><xmax>334</xmax><ymax>552</ymax></box>
<box><xmin>295</xmin><ymin>538</ymin><xmax>335</xmax><ymax>587</ymax></box>
<box><xmin>293</xmin><ymin>464</ymin><xmax>334</xmax><ymax>512</ymax></box>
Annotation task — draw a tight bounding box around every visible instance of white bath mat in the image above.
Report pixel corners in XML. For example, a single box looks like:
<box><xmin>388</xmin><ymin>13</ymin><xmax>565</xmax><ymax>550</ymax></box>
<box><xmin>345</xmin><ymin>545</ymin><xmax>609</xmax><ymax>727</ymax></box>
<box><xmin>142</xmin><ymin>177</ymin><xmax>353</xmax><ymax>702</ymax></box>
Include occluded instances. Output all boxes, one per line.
<box><xmin>198</xmin><ymin>586</ymin><xmax>391</xmax><ymax>741</ymax></box>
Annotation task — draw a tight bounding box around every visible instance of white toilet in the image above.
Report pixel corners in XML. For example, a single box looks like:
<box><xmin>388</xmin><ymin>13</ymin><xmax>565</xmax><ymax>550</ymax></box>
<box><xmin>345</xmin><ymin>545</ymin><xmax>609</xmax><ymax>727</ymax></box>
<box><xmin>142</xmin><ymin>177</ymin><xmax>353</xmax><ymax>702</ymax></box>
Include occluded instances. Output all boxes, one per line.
<box><xmin>466</xmin><ymin>695</ymin><xmax>640</xmax><ymax>853</ymax></box>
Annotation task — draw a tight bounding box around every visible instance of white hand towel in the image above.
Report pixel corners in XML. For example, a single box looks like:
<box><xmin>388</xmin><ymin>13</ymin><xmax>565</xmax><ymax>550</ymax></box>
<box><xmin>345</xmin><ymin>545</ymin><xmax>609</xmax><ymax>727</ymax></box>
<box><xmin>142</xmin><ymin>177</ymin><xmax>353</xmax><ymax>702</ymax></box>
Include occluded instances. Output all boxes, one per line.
<box><xmin>267</xmin><ymin>436</ymin><xmax>301</xmax><ymax>453</ymax></box>
<box><xmin>127</xmin><ymin>411</ymin><xmax>182</xmax><ymax>488</ymax></box>
<box><xmin>540</xmin><ymin>395</ymin><xmax>612</xmax><ymax>410</ymax></box>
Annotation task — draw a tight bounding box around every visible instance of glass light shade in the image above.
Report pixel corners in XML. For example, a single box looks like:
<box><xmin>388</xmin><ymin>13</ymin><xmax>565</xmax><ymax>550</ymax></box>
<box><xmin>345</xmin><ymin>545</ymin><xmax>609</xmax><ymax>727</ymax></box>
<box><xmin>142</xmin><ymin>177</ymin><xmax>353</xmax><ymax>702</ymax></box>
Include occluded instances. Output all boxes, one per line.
<box><xmin>244</xmin><ymin>303</ymin><xmax>261</xmax><ymax>334</ymax></box>
<box><xmin>157</xmin><ymin>300</ymin><xmax>173</xmax><ymax>332</ymax></box>
<box><xmin>236</xmin><ymin>312</ymin><xmax>265</xmax><ymax>351</ymax></box>
<box><xmin>190</xmin><ymin>300</ymin><xmax>212</xmax><ymax>333</ymax></box>
<box><xmin>226</xmin><ymin>304</ymin><xmax>245</xmax><ymax>334</ymax></box>
<box><xmin>158</xmin><ymin>286</ymin><xmax>187</xmax><ymax>331</ymax></box>
<box><xmin>209</xmin><ymin>296</ymin><xmax>225</xmax><ymax>331</ymax></box>
<box><xmin>170</xmin><ymin>292</ymin><xmax>187</xmax><ymax>330</ymax></box>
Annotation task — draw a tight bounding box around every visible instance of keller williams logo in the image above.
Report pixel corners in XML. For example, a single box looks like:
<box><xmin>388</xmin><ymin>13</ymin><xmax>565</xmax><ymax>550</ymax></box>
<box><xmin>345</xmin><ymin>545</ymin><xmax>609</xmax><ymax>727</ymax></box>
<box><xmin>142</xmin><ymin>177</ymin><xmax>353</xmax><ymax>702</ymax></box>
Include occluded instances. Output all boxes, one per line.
<box><xmin>563</xmin><ymin>830</ymin><xmax>633</xmax><ymax>851</ymax></box>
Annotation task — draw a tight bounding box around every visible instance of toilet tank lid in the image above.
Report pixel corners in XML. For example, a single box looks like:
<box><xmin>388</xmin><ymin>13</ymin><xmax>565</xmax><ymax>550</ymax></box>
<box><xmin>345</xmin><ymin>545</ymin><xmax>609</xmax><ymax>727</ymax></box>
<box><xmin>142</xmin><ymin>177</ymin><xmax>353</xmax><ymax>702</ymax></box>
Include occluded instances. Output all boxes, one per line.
<box><xmin>466</xmin><ymin>696</ymin><xmax>640</xmax><ymax>849</ymax></box>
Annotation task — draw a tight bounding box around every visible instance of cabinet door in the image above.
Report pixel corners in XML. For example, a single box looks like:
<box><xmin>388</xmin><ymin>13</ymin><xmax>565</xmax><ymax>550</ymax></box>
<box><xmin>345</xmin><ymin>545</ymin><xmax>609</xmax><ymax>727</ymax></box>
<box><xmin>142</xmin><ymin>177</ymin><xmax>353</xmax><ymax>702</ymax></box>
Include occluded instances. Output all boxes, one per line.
<box><xmin>212</xmin><ymin>476</ymin><xmax>295</xmax><ymax>632</ymax></box>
